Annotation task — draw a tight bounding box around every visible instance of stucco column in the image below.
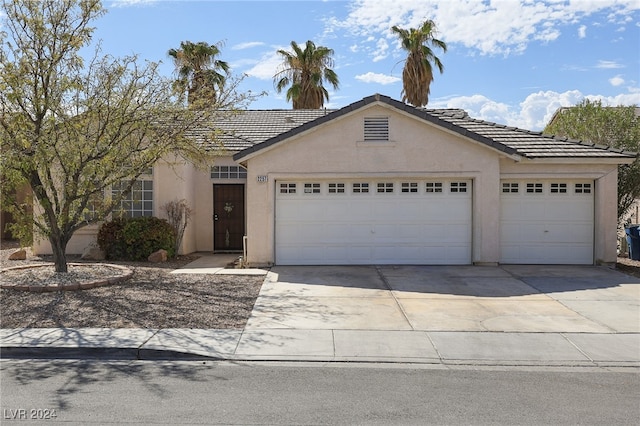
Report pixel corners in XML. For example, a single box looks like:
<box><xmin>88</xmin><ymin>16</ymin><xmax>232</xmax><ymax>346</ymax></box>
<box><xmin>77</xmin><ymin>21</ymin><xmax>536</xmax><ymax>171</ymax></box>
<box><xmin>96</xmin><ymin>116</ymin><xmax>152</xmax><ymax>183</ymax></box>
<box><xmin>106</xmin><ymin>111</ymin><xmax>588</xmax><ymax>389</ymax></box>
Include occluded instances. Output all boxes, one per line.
<box><xmin>594</xmin><ymin>167</ymin><xmax>618</xmax><ymax>264</ymax></box>
<box><xmin>473</xmin><ymin>166</ymin><xmax>501</xmax><ymax>265</ymax></box>
<box><xmin>245</xmin><ymin>168</ymin><xmax>275</xmax><ymax>267</ymax></box>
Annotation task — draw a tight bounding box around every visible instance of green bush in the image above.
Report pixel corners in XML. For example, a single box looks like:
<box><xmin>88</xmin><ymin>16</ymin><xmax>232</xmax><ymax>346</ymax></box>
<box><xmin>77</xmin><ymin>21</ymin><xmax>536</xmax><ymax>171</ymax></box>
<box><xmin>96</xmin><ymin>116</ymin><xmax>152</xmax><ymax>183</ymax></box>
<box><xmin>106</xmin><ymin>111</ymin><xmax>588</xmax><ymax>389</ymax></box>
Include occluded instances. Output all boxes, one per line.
<box><xmin>97</xmin><ymin>216</ymin><xmax>176</xmax><ymax>261</ymax></box>
<box><xmin>96</xmin><ymin>217</ymin><xmax>126</xmax><ymax>259</ymax></box>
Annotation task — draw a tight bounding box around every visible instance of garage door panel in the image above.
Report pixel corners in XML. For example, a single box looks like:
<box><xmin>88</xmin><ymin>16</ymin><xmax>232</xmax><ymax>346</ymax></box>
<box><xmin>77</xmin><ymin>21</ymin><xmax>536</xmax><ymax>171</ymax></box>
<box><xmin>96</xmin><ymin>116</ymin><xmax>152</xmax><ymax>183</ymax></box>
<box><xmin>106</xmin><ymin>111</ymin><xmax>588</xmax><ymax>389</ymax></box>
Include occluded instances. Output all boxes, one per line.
<box><xmin>373</xmin><ymin>245</ymin><xmax>408</xmax><ymax>262</ymax></box>
<box><xmin>446</xmin><ymin>224</ymin><xmax>472</xmax><ymax>242</ymax></box>
<box><xmin>373</xmin><ymin>201</ymin><xmax>402</xmax><ymax>218</ymax></box>
<box><xmin>349</xmin><ymin>224</ymin><xmax>373</xmax><ymax>241</ymax></box>
<box><xmin>545</xmin><ymin>223</ymin><xmax>592</xmax><ymax>242</ymax></box>
<box><xmin>444</xmin><ymin>246</ymin><xmax>473</xmax><ymax>265</ymax></box>
<box><xmin>499</xmin><ymin>245</ymin><xmax>520</xmax><ymax>263</ymax></box>
<box><xmin>297</xmin><ymin>201</ymin><xmax>324</xmax><ymax>216</ymax></box>
<box><xmin>422</xmin><ymin>224</ymin><xmax>449</xmax><ymax>240</ymax></box>
<box><xmin>505</xmin><ymin>202</ymin><xmax>545</xmax><ymax>220</ymax></box>
<box><xmin>349</xmin><ymin>246</ymin><xmax>374</xmax><ymax>263</ymax></box>
<box><xmin>396</xmin><ymin>224</ymin><xmax>423</xmax><ymax>239</ymax></box>
<box><xmin>276</xmin><ymin>201</ymin><xmax>300</xmax><ymax>220</ymax></box>
<box><xmin>275</xmin><ymin>223</ymin><xmax>299</xmax><ymax>239</ymax></box>
<box><xmin>374</xmin><ymin>224</ymin><xmax>397</xmax><ymax>240</ymax></box>
<box><xmin>276</xmin><ymin>179</ymin><xmax>472</xmax><ymax>265</ymax></box>
<box><xmin>325</xmin><ymin>203</ymin><xmax>350</xmax><ymax>219</ymax></box>
<box><xmin>324</xmin><ymin>223</ymin><xmax>350</xmax><ymax>240</ymax></box>
<box><xmin>500</xmin><ymin>180</ymin><xmax>593</xmax><ymax>264</ymax></box>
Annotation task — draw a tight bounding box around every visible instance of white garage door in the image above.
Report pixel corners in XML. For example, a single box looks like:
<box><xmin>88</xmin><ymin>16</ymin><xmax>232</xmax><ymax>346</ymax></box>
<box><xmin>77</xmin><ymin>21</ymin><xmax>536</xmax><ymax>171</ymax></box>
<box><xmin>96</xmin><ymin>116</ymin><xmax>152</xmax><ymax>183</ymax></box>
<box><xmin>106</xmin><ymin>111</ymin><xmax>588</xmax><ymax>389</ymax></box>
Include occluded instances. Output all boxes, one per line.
<box><xmin>500</xmin><ymin>180</ymin><xmax>594</xmax><ymax>264</ymax></box>
<box><xmin>275</xmin><ymin>179</ymin><xmax>472</xmax><ymax>265</ymax></box>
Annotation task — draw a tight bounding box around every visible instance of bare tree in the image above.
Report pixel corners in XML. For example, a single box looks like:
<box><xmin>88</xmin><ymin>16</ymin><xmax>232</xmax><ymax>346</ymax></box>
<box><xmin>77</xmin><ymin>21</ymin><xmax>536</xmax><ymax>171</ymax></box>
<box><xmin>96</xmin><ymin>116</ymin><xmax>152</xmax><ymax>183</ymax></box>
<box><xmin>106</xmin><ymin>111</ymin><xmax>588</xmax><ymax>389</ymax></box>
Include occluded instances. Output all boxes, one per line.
<box><xmin>0</xmin><ymin>0</ymin><xmax>256</xmax><ymax>271</ymax></box>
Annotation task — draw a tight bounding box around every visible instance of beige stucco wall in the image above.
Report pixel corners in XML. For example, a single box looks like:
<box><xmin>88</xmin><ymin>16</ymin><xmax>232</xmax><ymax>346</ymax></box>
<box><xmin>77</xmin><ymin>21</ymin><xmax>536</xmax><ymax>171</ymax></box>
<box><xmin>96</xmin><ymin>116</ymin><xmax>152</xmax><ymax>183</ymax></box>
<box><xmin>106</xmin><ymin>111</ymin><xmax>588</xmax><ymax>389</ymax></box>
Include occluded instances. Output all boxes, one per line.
<box><xmin>154</xmin><ymin>157</ymin><xmax>197</xmax><ymax>254</ymax></box>
<box><xmin>32</xmin><ymin>155</ymin><xmax>241</xmax><ymax>256</ymax></box>
<box><xmin>241</xmin><ymin>104</ymin><xmax>505</xmax><ymax>267</ymax></box>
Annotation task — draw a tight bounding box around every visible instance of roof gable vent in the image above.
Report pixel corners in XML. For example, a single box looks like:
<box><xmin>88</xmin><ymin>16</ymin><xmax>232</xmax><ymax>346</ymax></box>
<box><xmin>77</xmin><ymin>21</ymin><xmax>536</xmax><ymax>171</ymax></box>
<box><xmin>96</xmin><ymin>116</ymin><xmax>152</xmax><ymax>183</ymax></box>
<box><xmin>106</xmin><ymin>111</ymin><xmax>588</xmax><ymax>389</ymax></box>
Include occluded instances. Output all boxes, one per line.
<box><xmin>364</xmin><ymin>117</ymin><xmax>389</xmax><ymax>141</ymax></box>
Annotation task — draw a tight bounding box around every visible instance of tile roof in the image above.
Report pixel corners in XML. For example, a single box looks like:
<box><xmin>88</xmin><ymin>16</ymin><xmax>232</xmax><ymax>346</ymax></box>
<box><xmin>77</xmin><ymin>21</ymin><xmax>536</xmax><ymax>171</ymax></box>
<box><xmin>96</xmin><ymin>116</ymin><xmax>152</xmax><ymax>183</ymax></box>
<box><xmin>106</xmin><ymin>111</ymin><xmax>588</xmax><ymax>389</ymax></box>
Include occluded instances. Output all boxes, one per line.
<box><xmin>186</xmin><ymin>109</ymin><xmax>333</xmax><ymax>152</ymax></box>
<box><xmin>199</xmin><ymin>94</ymin><xmax>636</xmax><ymax>161</ymax></box>
<box><xmin>426</xmin><ymin>108</ymin><xmax>636</xmax><ymax>159</ymax></box>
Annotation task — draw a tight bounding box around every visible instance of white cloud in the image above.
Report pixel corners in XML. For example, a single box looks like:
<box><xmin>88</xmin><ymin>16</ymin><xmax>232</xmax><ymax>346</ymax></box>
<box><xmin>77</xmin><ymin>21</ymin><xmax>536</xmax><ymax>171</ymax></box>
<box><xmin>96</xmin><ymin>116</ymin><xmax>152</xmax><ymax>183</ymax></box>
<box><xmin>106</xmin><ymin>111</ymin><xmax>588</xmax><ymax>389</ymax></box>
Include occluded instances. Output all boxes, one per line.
<box><xmin>232</xmin><ymin>42</ymin><xmax>265</xmax><ymax>51</ymax></box>
<box><xmin>588</xmin><ymin>91</ymin><xmax>640</xmax><ymax>106</ymax></box>
<box><xmin>372</xmin><ymin>38</ymin><xmax>389</xmax><ymax>62</ymax></box>
<box><xmin>516</xmin><ymin>90</ymin><xmax>586</xmax><ymax>130</ymax></box>
<box><xmin>355</xmin><ymin>72</ymin><xmax>400</xmax><ymax>85</ymax></box>
<box><xmin>430</xmin><ymin>89</ymin><xmax>640</xmax><ymax>131</ymax></box>
<box><xmin>429</xmin><ymin>94</ymin><xmax>517</xmax><ymax>126</ymax></box>
<box><xmin>609</xmin><ymin>75</ymin><xmax>625</xmax><ymax>86</ymax></box>
<box><xmin>596</xmin><ymin>60</ymin><xmax>625</xmax><ymax>69</ymax></box>
<box><xmin>328</xmin><ymin>0</ymin><xmax>640</xmax><ymax>57</ymax></box>
<box><xmin>578</xmin><ymin>25</ymin><xmax>587</xmax><ymax>38</ymax></box>
<box><xmin>244</xmin><ymin>50</ymin><xmax>283</xmax><ymax>80</ymax></box>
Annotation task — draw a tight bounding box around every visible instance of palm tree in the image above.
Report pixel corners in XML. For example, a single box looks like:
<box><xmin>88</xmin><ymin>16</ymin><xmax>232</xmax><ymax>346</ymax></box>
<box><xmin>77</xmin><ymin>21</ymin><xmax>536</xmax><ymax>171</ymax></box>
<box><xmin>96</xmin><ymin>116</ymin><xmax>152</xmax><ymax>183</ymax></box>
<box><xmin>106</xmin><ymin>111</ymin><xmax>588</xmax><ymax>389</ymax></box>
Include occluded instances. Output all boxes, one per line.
<box><xmin>391</xmin><ymin>20</ymin><xmax>447</xmax><ymax>107</ymax></box>
<box><xmin>168</xmin><ymin>40</ymin><xmax>230</xmax><ymax>108</ymax></box>
<box><xmin>273</xmin><ymin>40</ymin><xmax>339</xmax><ymax>109</ymax></box>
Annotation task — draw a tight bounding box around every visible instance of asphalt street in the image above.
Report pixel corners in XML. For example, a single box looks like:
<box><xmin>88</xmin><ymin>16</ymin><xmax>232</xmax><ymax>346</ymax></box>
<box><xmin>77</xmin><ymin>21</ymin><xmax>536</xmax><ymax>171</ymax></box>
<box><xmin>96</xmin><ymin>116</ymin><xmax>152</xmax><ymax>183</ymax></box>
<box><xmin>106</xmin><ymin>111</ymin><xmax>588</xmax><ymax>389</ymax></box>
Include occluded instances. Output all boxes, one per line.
<box><xmin>1</xmin><ymin>360</ymin><xmax>638</xmax><ymax>425</ymax></box>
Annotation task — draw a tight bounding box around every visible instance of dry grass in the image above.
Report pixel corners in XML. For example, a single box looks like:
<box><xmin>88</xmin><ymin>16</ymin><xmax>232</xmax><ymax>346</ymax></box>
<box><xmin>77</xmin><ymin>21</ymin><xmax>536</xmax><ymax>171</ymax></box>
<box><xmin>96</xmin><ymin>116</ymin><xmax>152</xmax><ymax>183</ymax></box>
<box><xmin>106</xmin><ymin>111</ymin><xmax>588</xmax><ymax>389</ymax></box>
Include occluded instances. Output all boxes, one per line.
<box><xmin>0</xmin><ymin>242</ymin><xmax>264</xmax><ymax>329</ymax></box>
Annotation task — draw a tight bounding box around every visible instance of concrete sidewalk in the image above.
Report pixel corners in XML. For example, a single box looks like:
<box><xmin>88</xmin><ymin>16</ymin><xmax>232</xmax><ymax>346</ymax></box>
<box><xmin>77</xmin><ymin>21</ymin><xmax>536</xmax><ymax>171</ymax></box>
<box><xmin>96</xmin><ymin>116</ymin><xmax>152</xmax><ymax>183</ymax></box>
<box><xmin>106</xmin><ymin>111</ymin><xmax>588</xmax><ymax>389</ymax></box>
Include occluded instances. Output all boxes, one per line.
<box><xmin>1</xmin><ymin>327</ymin><xmax>638</xmax><ymax>367</ymax></box>
<box><xmin>2</xmin><ymin>259</ymin><xmax>639</xmax><ymax>367</ymax></box>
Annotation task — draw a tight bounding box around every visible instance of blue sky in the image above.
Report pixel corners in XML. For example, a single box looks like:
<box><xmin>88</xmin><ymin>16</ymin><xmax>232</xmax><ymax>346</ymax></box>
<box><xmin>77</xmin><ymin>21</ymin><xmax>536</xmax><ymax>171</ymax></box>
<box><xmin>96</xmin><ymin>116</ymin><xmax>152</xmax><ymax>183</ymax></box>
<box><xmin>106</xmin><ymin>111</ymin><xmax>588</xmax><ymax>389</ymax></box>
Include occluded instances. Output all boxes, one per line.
<box><xmin>96</xmin><ymin>1</ymin><xmax>638</xmax><ymax>130</ymax></box>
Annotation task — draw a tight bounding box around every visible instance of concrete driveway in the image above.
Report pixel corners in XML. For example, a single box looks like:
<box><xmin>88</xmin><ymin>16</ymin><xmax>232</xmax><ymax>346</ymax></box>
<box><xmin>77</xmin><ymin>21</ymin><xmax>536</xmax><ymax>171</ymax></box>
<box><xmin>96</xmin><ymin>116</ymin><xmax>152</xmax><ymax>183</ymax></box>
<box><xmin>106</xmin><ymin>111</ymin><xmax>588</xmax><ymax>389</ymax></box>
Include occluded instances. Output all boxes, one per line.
<box><xmin>245</xmin><ymin>265</ymin><xmax>640</xmax><ymax>333</ymax></box>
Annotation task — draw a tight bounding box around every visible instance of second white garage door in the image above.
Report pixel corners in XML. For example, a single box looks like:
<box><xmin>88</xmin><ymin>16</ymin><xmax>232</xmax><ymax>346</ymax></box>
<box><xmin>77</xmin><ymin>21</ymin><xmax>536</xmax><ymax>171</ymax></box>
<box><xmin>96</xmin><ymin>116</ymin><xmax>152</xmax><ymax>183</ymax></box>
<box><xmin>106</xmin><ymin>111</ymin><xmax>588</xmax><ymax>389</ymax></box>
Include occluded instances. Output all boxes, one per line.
<box><xmin>275</xmin><ymin>179</ymin><xmax>472</xmax><ymax>265</ymax></box>
<box><xmin>500</xmin><ymin>180</ymin><xmax>594</xmax><ymax>264</ymax></box>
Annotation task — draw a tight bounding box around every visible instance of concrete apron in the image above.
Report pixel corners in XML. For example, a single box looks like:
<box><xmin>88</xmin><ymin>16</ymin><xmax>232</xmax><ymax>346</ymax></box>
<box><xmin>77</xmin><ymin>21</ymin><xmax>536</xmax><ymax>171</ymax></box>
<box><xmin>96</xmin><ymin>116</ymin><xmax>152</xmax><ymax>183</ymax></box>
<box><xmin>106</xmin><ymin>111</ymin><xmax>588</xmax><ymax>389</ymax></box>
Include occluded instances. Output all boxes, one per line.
<box><xmin>246</xmin><ymin>264</ymin><xmax>640</xmax><ymax>334</ymax></box>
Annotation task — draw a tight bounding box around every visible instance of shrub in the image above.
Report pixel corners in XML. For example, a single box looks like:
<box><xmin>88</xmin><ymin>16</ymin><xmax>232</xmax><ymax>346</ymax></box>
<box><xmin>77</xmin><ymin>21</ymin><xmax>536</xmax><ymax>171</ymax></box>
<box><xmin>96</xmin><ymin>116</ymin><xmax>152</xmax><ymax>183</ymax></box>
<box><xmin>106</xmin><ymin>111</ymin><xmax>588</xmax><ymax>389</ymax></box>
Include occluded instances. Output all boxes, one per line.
<box><xmin>96</xmin><ymin>217</ymin><xmax>127</xmax><ymax>259</ymax></box>
<box><xmin>97</xmin><ymin>216</ymin><xmax>176</xmax><ymax>261</ymax></box>
<box><xmin>162</xmin><ymin>199</ymin><xmax>192</xmax><ymax>255</ymax></box>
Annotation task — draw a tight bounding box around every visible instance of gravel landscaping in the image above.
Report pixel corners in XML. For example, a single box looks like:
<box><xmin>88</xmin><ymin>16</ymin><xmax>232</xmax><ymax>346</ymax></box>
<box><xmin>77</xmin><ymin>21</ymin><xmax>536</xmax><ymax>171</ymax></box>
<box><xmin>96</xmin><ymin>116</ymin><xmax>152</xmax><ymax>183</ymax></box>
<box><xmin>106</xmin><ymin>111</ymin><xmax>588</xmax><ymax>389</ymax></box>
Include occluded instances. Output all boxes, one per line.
<box><xmin>0</xmin><ymin>242</ymin><xmax>265</xmax><ymax>329</ymax></box>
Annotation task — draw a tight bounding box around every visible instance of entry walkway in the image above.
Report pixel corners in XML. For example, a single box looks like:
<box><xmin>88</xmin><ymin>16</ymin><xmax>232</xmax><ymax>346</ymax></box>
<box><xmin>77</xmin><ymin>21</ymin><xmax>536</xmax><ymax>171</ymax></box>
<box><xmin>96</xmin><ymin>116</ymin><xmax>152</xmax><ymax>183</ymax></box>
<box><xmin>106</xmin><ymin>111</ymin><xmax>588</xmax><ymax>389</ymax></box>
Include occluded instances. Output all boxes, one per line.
<box><xmin>2</xmin><ymin>263</ymin><xmax>639</xmax><ymax>366</ymax></box>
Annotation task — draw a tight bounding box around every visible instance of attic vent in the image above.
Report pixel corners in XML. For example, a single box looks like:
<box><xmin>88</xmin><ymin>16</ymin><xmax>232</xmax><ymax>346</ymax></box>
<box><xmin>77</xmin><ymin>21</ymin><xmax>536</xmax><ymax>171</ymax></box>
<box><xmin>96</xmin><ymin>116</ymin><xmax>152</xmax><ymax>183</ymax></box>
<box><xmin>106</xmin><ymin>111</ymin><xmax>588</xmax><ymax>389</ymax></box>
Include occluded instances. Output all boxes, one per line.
<box><xmin>364</xmin><ymin>117</ymin><xmax>389</xmax><ymax>141</ymax></box>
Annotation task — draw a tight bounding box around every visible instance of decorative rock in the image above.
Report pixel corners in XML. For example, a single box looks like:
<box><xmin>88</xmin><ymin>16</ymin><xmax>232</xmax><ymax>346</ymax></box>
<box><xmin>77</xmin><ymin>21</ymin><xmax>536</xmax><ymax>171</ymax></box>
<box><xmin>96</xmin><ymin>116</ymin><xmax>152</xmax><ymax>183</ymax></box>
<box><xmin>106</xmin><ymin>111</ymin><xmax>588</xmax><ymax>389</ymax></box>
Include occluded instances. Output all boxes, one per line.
<box><xmin>8</xmin><ymin>249</ymin><xmax>27</xmax><ymax>260</ymax></box>
<box><xmin>148</xmin><ymin>249</ymin><xmax>168</xmax><ymax>263</ymax></box>
<box><xmin>81</xmin><ymin>245</ymin><xmax>105</xmax><ymax>261</ymax></box>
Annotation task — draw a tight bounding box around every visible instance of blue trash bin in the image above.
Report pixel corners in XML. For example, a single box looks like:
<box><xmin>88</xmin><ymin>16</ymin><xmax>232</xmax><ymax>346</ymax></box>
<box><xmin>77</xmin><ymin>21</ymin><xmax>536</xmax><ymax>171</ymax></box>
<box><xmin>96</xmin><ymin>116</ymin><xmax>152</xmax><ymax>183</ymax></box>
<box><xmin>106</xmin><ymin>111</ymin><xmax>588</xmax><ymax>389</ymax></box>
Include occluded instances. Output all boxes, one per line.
<box><xmin>625</xmin><ymin>225</ymin><xmax>640</xmax><ymax>260</ymax></box>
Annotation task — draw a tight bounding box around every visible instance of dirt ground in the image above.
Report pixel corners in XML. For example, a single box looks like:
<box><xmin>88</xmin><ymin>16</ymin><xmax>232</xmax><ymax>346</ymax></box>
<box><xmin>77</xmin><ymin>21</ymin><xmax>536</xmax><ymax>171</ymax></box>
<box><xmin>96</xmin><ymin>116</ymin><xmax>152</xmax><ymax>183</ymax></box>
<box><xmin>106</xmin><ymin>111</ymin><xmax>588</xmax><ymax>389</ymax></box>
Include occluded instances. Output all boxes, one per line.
<box><xmin>616</xmin><ymin>256</ymin><xmax>640</xmax><ymax>279</ymax></box>
<box><xmin>0</xmin><ymin>242</ymin><xmax>264</xmax><ymax>329</ymax></box>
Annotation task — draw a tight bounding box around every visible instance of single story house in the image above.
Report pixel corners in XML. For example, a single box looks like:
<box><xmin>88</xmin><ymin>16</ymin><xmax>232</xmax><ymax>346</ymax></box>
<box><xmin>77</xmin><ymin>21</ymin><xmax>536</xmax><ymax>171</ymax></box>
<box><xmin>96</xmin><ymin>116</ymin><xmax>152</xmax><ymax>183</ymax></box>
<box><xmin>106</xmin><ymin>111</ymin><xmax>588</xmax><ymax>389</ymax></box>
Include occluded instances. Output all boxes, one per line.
<box><xmin>34</xmin><ymin>94</ymin><xmax>637</xmax><ymax>266</ymax></box>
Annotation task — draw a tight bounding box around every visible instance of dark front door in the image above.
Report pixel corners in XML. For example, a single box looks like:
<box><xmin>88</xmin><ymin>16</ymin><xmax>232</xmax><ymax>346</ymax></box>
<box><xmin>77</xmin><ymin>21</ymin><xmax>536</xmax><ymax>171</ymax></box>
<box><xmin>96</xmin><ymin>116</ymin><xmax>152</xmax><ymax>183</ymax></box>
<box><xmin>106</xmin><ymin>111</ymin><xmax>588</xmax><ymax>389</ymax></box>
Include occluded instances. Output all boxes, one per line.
<box><xmin>213</xmin><ymin>184</ymin><xmax>245</xmax><ymax>252</ymax></box>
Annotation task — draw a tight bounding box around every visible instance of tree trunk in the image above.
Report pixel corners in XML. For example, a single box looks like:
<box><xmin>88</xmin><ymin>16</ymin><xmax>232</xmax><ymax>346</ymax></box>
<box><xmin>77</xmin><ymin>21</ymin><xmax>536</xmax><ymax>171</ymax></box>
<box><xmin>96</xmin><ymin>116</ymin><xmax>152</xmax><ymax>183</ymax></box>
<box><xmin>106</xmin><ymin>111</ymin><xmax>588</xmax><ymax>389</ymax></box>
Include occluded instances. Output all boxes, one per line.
<box><xmin>49</xmin><ymin>234</ymin><xmax>69</xmax><ymax>273</ymax></box>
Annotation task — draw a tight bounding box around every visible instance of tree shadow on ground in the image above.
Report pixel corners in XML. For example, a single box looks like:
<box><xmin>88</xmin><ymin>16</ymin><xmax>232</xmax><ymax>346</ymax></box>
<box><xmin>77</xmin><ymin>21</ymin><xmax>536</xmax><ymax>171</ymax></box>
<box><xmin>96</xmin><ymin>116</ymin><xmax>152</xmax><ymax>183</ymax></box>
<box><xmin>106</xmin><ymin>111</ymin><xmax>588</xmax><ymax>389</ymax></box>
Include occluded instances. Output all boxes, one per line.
<box><xmin>1</xmin><ymin>357</ymin><xmax>239</xmax><ymax>411</ymax></box>
<box><xmin>269</xmin><ymin>265</ymin><xmax>640</xmax><ymax>298</ymax></box>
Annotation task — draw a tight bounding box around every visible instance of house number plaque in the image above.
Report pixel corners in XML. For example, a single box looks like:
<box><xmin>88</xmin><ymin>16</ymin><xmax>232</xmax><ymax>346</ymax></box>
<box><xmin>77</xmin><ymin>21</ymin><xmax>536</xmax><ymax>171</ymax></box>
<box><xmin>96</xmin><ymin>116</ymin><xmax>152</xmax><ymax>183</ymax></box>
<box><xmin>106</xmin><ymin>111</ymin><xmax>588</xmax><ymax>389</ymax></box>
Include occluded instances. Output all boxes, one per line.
<box><xmin>257</xmin><ymin>175</ymin><xmax>268</xmax><ymax>182</ymax></box>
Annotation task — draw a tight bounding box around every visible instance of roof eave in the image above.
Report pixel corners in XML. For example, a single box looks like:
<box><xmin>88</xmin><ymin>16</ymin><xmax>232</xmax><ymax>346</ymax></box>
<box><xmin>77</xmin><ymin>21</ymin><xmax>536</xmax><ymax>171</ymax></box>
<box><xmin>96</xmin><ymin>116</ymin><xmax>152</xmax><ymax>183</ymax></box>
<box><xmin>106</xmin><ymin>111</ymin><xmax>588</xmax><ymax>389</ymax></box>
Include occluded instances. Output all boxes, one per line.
<box><xmin>519</xmin><ymin>156</ymin><xmax>636</xmax><ymax>165</ymax></box>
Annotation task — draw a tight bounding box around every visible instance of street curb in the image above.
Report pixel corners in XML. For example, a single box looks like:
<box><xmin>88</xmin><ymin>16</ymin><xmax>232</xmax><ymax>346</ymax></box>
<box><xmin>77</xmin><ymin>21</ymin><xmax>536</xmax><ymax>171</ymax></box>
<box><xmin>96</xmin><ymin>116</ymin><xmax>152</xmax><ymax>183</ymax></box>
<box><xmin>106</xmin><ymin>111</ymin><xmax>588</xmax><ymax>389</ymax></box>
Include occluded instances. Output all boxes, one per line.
<box><xmin>2</xmin><ymin>346</ymin><xmax>639</xmax><ymax>368</ymax></box>
<box><xmin>0</xmin><ymin>346</ymin><xmax>215</xmax><ymax>361</ymax></box>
